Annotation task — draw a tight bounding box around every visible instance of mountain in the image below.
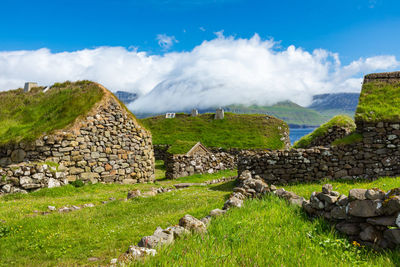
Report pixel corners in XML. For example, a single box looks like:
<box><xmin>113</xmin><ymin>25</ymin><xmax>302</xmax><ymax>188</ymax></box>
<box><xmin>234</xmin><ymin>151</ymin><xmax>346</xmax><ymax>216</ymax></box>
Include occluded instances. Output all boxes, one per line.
<box><xmin>225</xmin><ymin>101</ymin><xmax>329</xmax><ymax>128</ymax></box>
<box><xmin>308</xmin><ymin>93</ymin><xmax>360</xmax><ymax>117</ymax></box>
<box><xmin>114</xmin><ymin>91</ymin><xmax>138</xmax><ymax>104</ymax></box>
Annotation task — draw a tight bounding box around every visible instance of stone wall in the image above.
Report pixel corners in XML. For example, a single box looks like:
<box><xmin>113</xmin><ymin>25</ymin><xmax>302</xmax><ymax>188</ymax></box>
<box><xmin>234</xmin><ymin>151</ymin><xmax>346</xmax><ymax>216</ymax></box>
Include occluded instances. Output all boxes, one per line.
<box><xmin>153</xmin><ymin>144</ymin><xmax>170</xmax><ymax>161</ymax></box>
<box><xmin>298</xmin><ymin>125</ymin><xmax>354</xmax><ymax>148</ymax></box>
<box><xmin>302</xmin><ymin>185</ymin><xmax>400</xmax><ymax>249</ymax></box>
<box><xmin>0</xmin><ymin>85</ymin><xmax>155</xmax><ymax>194</ymax></box>
<box><xmin>165</xmin><ymin>151</ymin><xmax>236</xmax><ymax>179</ymax></box>
<box><xmin>363</xmin><ymin>71</ymin><xmax>400</xmax><ymax>84</ymax></box>
<box><xmin>238</xmin><ymin>120</ymin><xmax>400</xmax><ymax>184</ymax></box>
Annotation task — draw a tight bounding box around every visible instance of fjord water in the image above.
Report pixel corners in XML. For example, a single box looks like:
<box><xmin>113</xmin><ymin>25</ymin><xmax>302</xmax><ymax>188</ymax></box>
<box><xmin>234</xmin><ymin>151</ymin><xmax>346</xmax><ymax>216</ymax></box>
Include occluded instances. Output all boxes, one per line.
<box><xmin>289</xmin><ymin>128</ymin><xmax>315</xmax><ymax>144</ymax></box>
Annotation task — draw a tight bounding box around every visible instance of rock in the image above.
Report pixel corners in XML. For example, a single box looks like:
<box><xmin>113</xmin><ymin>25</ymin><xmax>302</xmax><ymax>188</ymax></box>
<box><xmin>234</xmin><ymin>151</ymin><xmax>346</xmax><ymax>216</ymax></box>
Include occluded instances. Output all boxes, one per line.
<box><xmin>360</xmin><ymin>225</ymin><xmax>381</xmax><ymax>242</ymax></box>
<box><xmin>164</xmin><ymin>226</ymin><xmax>189</xmax><ymax>238</ymax></box>
<box><xmin>174</xmin><ymin>183</ymin><xmax>196</xmax><ymax>189</ymax></box>
<box><xmin>383</xmin><ymin>196</ymin><xmax>400</xmax><ymax>215</ymax></box>
<box><xmin>317</xmin><ymin>192</ymin><xmax>338</xmax><ymax>204</ymax></box>
<box><xmin>48</xmin><ymin>178</ymin><xmax>61</xmax><ymax>188</ymax></box>
<box><xmin>179</xmin><ymin>214</ymin><xmax>207</xmax><ymax>233</ymax></box>
<box><xmin>88</xmin><ymin>257</ymin><xmax>99</xmax><ymax>262</ymax></box>
<box><xmin>58</xmin><ymin>207</ymin><xmax>71</xmax><ymax>213</ymax></box>
<box><xmin>347</xmin><ymin>200</ymin><xmax>382</xmax><ymax>217</ymax></box>
<box><xmin>48</xmin><ymin>205</ymin><xmax>56</xmax><ymax>211</ymax></box>
<box><xmin>302</xmin><ymin>200</ymin><xmax>316</xmax><ymax>215</ymax></box>
<box><xmin>366</xmin><ymin>216</ymin><xmax>396</xmax><ymax>227</ymax></box>
<box><xmin>336</xmin><ymin>222</ymin><xmax>361</xmax><ymax>235</ymax></box>
<box><xmin>233</xmin><ymin>187</ymin><xmax>247</xmax><ymax>195</ymax></box>
<box><xmin>331</xmin><ymin>206</ymin><xmax>347</xmax><ymax>220</ymax></box>
<box><xmin>209</xmin><ymin>209</ymin><xmax>226</xmax><ymax>217</ymax></box>
<box><xmin>310</xmin><ymin>192</ymin><xmax>325</xmax><ymax>210</ymax></box>
<box><xmin>110</xmin><ymin>258</ymin><xmax>118</xmax><ymax>264</ymax></box>
<box><xmin>127</xmin><ymin>189</ymin><xmax>141</xmax><ymax>199</ymax></box>
<box><xmin>337</xmin><ymin>195</ymin><xmax>348</xmax><ymax>206</ymax></box>
<box><xmin>383</xmin><ymin>229</ymin><xmax>400</xmax><ymax>245</ymax></box>
<box><xmin>138</xmin><ymin>227</ymin><xmax>174</xmax><ymax>248</ymax></box>
<box><xmin>127</xmin><ymin>245</ymin><xmax>156</xmax><ymax>258</ymax></box>
<box><xmin>223</xmin><ymin>196</ymin><xmax>243</xmax><ymax>210</ymax></box>
<box><xmin>83</xmin><ymin>203</ymin><xmax>95</xmax><ymax>208</ymax></box>
<box><xmin>11</xmin><ymin>149</ymin><xmax>26</xmax><ymax>162</ymax></box>
<box><xmin>322</xmin><ymin>184</ymin><xmax>333</xmax><ymax>194</ymax></box>
<box><xmin>365</xmin><ymin>189</ymin><xmax>385</xmax><ymax>200</ymax></box>
<box><xmin>201</xmin><ymin>216</ymin><xmax>212</xmax><ymax>226</ymax></box>
<box><xmin>348</xmin><ymin>189</ymin><xmax>367</xmax><ymax>201</ymax></box>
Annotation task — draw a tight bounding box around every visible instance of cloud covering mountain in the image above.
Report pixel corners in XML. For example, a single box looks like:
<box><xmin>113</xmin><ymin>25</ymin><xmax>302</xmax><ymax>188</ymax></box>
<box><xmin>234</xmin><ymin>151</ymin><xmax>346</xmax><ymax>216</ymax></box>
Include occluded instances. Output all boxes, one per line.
<box><xmin>0</xmin><ymin>33</ymin><xmax>398</xmax><ymax>113</ymax></box>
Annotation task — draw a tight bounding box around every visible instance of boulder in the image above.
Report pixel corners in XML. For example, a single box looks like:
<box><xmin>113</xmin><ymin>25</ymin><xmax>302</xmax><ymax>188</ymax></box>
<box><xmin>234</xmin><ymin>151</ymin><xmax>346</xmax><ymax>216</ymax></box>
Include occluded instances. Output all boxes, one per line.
<box><xmin>127</xmin><ymin>245</ymin><xmax>156</xmax><ymax>258</ymax></box>
<box><xmin>317</xmin><ymin>192</ymin><xmax>338</xmax><ymax>205</ymax></box>
<box><xmin>366</xmin><ymin>216</ymin><xmax>396</xmax><ymax>227</ymax></box>
<box><xmin>348</xmin><ymin>189</ymin><xmax>367</xmax><ymax>201</ymax></box>
<box><xmin>383</xmin><ymin>229</ymin><xmax>400</xmax><ymax>245</ymax></box>
<box><xmin>223</xmin><ymin>196</ymin><xmax>243</xmax><ymax>210</ymax></box>
<box><xmin>11</xmin><ymin>149</ymin><xmax>26</xmax><ymax>163</ymax></box>
<box><xmin>179</xmin><ymin>214</ymin><xmax>207</xmax><ymax>233</ymax></box>
<box><xmin>322</xmin><ymin>184</ymin><xmax>333</xmax><ymax>194</ymax></box>
<box><xmin>209</xmin><ymin>209</ymin><xmax>226</xmax><ymax>217</ymax></box>
<box><xmin>347</xmin><ymin>200</ymin><xmax>382</xmax><ymax>217</ymax></box>
<box><xmin>138</xmin><ymin>227</ymin><xmax>174</xmax><ymax>248</ymax></box>
<box><xmin>383</xmin><ymin>196</ymin><xmax>400</xmax><ymax>215</ymax></box>
<box><xmin>48</xmin><ymin>178</ymin><xmax>61</xmax><ymax>188</ymax></box>
<box><xmin>164</xmin><ymin>226</ymin><xmax>189</xmax><ymax>238</ymax></box>
<box><xmin>127</xmin><ymin>190</ymin><xmax>141</xmax><ymax>199</ymax></box>
<box><xmin>331</xmin><ymin>206</ymin><xmax>347</xmax><ymax>220</ymax></box>
<box><xmin>365</xmin><ymin>189</ymin><xmax>386</xmax><ymax>200</ymax></box>
<box><xmin>336</xmin><ymin>222</ymin><xmax>361</xmax><ymax>235</ymax></box>
<box><xmin>359</xmin><ymin>225</ymin><xmax>381</xmax><ymax>243</ymax></box>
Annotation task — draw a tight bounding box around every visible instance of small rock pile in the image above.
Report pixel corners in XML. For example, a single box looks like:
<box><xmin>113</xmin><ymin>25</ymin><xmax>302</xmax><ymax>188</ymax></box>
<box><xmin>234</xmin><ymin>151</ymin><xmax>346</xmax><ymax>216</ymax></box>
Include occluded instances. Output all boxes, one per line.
<box><xmin>303</xmin><ymin>185</ymin><xmax>400</xmax><ymax>249</ymax></box>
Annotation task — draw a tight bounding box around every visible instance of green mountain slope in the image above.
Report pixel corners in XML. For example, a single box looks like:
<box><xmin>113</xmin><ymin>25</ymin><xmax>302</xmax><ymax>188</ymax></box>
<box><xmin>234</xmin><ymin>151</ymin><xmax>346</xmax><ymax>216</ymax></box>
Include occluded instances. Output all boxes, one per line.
<box><xmin>140</xmin><ymin>113</ymin><xmax>288</xmax><ymax>153</ymax></box>
<box><xmin>225</xmin><ymin>101</ymin><xmax>330</xmax><ymax>127</ymax></box>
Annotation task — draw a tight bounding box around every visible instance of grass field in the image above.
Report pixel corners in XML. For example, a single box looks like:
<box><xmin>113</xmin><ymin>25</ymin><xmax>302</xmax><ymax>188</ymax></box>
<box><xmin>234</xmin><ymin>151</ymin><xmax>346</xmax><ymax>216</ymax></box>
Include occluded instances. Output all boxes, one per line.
<box><xmin>0</xmin><ymin>162</ymin><xmax>236</xmax><ymax>266</ymax></box>
<box><xmin>140</xmin><ymin>112</ymin><xmax>288</xmax><ymax>153</ymax></box>
<box><xmin>0</xmin><ymin>81</ymin><xmax>104</xmax><ymax>145</ymax></box>
<box><xmin>135</xmin><ymin>176</ymin><xmax>400</xmax><ymax>267</ymax></box>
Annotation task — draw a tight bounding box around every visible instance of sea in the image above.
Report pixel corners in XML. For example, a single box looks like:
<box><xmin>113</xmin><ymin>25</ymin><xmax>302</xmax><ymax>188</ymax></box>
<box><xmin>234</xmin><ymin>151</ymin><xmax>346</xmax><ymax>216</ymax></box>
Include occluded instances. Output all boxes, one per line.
<box><xmin>289</xmin><ymin>128</ymin><xmax>315</xmax><ymax>144</ymax></box>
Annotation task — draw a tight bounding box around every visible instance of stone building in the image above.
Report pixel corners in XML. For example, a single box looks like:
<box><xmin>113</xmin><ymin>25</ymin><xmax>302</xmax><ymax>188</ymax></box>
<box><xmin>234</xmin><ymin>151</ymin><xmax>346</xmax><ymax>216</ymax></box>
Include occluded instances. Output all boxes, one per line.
<box><xmin>24</xmin><ymin>82</ymin><xmax>38</xmax><ymax>92</ymax></box>
<box><xmin>0</xmin><ymin>83</ymin><xmax>155</xmax><ymax>194</ymax></box>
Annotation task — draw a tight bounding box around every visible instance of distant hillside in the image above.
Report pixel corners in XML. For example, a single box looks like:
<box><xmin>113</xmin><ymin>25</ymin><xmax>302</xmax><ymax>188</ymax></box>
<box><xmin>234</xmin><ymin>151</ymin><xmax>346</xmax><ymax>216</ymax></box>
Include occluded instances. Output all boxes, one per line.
<box><xmin>308</xmin><ymin>93</ymin><xmax>360</xmax><ymax>117</ymax></box>
<box><xmin>140</xmin><ymin>113</ymin><xmax>288</xmax><ymax>153</ymax></box>
<box><xmin>114</xmin><ymin>91</ymin><xmax>138</xmax><ymax>104</ymax></box>
<box><xmin>225</xmin><ymin>101</ymin><xmax>329</xmax><ymax>128</ymax></box>
<box><xmin>0</xmin><ymin>81</ymin><xmax>104</xmax><ymax>145</ymax></box>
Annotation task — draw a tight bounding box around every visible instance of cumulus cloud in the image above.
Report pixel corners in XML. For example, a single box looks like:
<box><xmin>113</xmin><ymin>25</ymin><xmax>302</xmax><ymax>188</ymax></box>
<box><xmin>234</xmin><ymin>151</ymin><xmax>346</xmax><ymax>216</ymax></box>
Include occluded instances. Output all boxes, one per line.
<box><xmin>156</xmin><ymin>34</ymin><xmax>178</xmax><ymax>50</ymax></box>
<box><xmin>0</xmin><ymin>34</ymin><xmax>398</xmax><ymax>114</ymax></box>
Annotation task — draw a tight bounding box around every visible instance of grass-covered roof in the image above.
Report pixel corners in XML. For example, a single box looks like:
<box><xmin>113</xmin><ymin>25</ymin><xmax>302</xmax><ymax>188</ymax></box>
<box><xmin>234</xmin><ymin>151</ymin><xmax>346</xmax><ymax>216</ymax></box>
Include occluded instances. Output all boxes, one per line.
<box><xmin>355</xmin><ymin>80</ymin><xmax>400</xmax><ymax>122</ymax></box>
<box><xmin>140</xmin><ymin>113</ymin><xmax>288</xmax><ymax>153</ymax></box>
<box><xmin>0</xmin><ymin>81</ymin><xmax>104</xmax><ymax>145</ymax></box>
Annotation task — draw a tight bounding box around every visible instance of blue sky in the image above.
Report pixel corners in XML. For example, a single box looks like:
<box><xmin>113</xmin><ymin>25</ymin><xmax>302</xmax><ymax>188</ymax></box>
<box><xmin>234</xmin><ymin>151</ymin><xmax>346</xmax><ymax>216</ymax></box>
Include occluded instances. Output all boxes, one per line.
<box><xmin>1</xmin><ymin>0</ymin><xmax>400</xmax><ymax>112</ymax></box>
<box><xmin>1</xmin><ymin>0</ymin><xmax>399</xmax><ymax>63</ymax></box>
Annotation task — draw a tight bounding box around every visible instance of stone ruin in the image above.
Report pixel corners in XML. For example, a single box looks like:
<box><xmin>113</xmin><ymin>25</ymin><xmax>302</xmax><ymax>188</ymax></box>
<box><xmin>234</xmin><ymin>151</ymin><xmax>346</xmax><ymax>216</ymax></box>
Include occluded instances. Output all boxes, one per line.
<box><xmin>24</xmin><ymin>82</ymin><xmax>38</xmax><ymax>92</ymax></box>
<box><xmin>0</xmin><ymin>83</ymin><xmax>155</xmax><ymax>195</ymax></box>
<box><xmin>191</xmin><ymin>109</ymin><xmax>198</xmax><ymax>117</ymax></box>
<box><xmin>215</xmin><ymin>108</ymin><xmax>224</xmax><ymax>120</ymax></box>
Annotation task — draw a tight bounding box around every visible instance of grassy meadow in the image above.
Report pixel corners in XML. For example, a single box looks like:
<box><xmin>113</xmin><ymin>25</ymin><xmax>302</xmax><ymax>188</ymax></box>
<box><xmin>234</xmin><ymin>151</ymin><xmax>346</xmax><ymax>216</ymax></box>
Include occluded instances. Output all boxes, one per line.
<box><xmin>0</xmin><ymin>162</ymin><xmax>236</xmax><ymax>266</ymax></box>
<box><xmin>140</xmin><ymin>112</ymin><xmax>288</xmax><ymax>153</ymax></box>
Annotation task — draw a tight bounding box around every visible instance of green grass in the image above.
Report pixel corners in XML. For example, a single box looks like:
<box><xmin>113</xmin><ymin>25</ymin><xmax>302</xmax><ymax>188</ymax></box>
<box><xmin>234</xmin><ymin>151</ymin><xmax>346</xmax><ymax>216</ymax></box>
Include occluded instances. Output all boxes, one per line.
<box><xmin>293</xmin><ymin>115</ymin><xmax>356</xmax><ymax>148</ymax></box>
<box><xmin>0</xmin><ymin>164</ymin><xmax>236</xmax><ymax>266</ymax></box>
<box><xmin>167</xmin><ymin>140</ymin><xmax>198</xmax><ymax>154</ymax></box>
<box><xmin>225</xmin><ymin>101</ymin><xmax>331</xmax><ymax>127</ymax></box>
<box><xmin>136</xmin><ymin>195</ymin><xmax>398</xmax><ymax>266</ymax></box>
<box><xmin>355</xmin><ymin>81</ymin><xmax>400</xmax><ymax>122</ymax></box>
<box><xmin>0</xmin><ymin>81</ymin><xmax>104</xmax><ymax>145</ymax></box>
<box><xmin>140</xmin><ymin>113</ymin><xmax>288</xmax><ymax>153</ymax></box>
<box><xmin>285</xmin><ymin>176</ymin><xmax>400</xmax><ymax>198</ymax></box>
<box><xmin>331</xmin><ymin>132</ymin><xmax>363</xmax><ymax>146</ymax></box>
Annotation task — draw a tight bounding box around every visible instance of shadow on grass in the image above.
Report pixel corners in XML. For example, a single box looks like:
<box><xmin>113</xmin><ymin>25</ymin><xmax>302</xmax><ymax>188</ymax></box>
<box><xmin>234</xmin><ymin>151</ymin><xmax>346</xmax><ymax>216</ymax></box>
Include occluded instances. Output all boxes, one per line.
<box><xmin>209</xmin><ymin>180</ymin><xmax>236</xmax><ymax>192</ymax></box>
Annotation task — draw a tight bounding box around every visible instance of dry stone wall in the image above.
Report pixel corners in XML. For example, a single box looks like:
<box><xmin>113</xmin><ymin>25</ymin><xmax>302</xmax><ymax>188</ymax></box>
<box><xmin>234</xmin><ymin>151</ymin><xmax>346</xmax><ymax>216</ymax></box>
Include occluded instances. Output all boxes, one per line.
<box><xmin>299</xmin><ymin>125</ymin><xmax>354</xmax><ymax>148</ymax></box>
<box><xmin>165</xmin><ymin>151</ymin><xmax>236</xmax><ymax>179</ymax></box>
<box><xmin>239</xmin><ymin>120</ymin><xmax>400</xmax><ymax>184</ymax></box>
<box><xmin>0</xmin><ymin>87</ymin><xmax>155</xmax><ymax>195</ymax></box>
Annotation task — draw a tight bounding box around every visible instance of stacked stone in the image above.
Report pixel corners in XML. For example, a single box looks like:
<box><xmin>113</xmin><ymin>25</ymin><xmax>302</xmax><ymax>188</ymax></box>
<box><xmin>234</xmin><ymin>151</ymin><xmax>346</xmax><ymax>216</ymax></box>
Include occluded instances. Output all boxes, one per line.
<box><xmin>165</xmin><ymin>152</ymin><xmax>236</xmax><ymax>179</ymax></box>
<box><xmin>0</xmin><ymin>96</ymin><xmax>155</xmax><ymax>194</ymax></box>
<box><xmin>303</xmin><ymin>185</ymin><xmax>400</xmax><ymax>249</ymax></box>
<box><xmin>363</xmin><ymin>71</ymin><xmax>400</xmax><ymax>84</ymax></box>
<box><xmin>0</xmin><ymin>163</ymin><xmax>67</xmax><ymax>194</ymax></box>
<box><xmin>299</xmin><ymin>125</ymin><xmax>354</xmax><ymax>149</ymax></box>
<box><xmin>238</xmin><ymin>122</ymin><xmax>400</xmax><ymax>185</ymax></box>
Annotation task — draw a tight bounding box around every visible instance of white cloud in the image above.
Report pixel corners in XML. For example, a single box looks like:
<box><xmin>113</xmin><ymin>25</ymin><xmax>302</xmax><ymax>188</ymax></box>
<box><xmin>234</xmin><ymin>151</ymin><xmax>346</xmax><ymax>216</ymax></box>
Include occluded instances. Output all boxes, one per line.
<box><xmin>0</xmin><ymin>34</ymin><xmax>398</xmax><ymax>114</ymax></box>
<box><xmin>156</xmin><ymin>34</ymin><xmax>178</xmax><ymax>50</ymax></box>
<box><xmin>199</xmin><ymin>27</ymin><xmax>206</xmax><ymax>32</ymax></box>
